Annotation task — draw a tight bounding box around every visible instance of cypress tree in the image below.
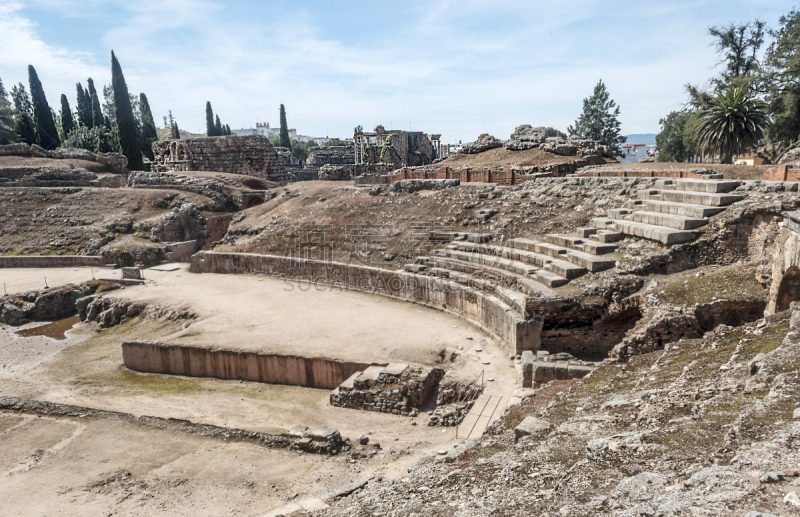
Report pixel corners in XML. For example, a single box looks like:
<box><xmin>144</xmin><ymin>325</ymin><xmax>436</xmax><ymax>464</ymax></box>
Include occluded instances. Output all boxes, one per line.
<box><xmin>87</xmin><ymin>78</ymin><xmax>98</xmax><ymax>101</ymax></box>
<box><xmin>171</xmin><ymin>120</ymin><xmax>180</xmax><ymax>139</ymax></box>
<box><xmin>225</xmin><ymin>124</ymin><xmax>231</xmax><ymax>136</ymax></box>
<box><xmin>110</xmin><ymin>51</ymin><xmax>143</xmax><ymax>170</ymax></box>
<box><xmin>205</xmin><ymin>101</ymin><xmax>215</xmax><ymax>136</ymax></box>
<box><xmin>215</xmin><ymin>114</ymin><xmax>222</xmax><ymax>137</ymax></box>
<box><xmin>91</xmin><ymin>94</ymin><xmax>104</xmax><ymax>128</ymax></box>
<box><xmin>139</xmin><ymin>93</ymin><xmax>158</xmax><ymax>160</ymax></box>
<box><xmin>11</xmin><ymin>83</ymin><xmax>37</xmax><ymax>145</ymax></box>
<box><xmin>28</xmin><ymin>65</ymin><xmax>60</xmax><ymax>150</ymax></box>
<box><xmin>279</xmin><ymin>104</ymin><xmax>291</xmax><ymax>150</ymax></box>
<box><xmin>60</xmin><ymin>94</ymin><xmax>75</xmax><ymax>137</ymax></box>
<box><xmin>0</xmin><ymin>77</ymin><xmax>14</xmax><ymax>144</ymax></box>
<box><xmin>75</xmin><ymin>83</ymin><xmax>92</xmax><ymax>128</ymax></box>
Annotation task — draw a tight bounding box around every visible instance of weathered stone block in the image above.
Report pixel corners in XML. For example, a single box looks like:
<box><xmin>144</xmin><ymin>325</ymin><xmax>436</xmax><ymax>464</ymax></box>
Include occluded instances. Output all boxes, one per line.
<box><xmin>514</xmin><ymin>416</ymin><xmax>553</xmax><ymax>442</ymax></box>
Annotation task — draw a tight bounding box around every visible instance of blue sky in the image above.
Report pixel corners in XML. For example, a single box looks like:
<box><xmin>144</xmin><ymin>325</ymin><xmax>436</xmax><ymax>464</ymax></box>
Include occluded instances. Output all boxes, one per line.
<box><xmin>0</xmin><ymin>0</ymin><xmax>792</xmax><ymax>143</ymax></box>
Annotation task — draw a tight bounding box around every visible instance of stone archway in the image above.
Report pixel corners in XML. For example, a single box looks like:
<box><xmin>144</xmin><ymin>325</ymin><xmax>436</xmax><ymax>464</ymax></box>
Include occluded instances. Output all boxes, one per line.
<box><xmin>245</xmin><ymin>197</ymin><xmax>264</xmax><ymax>209</ymax></box>
<box><xmin>775</xmin><ymin>266</ymin><xmax>800</xmax><ymax>312</ymax></box>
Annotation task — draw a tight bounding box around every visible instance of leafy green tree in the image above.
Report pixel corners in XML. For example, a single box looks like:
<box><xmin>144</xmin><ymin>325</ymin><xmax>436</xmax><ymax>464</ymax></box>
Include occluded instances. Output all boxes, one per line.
<box><xmin>323</xmin><ymin>138</ymin><xmax>353</xmax><ymax>147</ymax></box>
<box><xmin>63</xmin><ymin>125</ymin><xmax>100</xmax><ymax>151</ymax></box>
<box><xmin>60</xmin><ymin>94</ymin><xmax>75</xmax><ymax>137</ymax></box>
<box><xmin>696</xmin><ymin>86</ymin><xmax>770</xmax><ymax>163</ymax></box>
<box><xmin>656</xmin><ymin>111</ymin><xmax>690</xmax><ymax>162</ymax></box>
<box><xmin>762</xmin><ymin>9</ymin><xmax>800</xmax><ymax>142</ymax></box>
<box><xmin>10</xmin><ymin>83</ymin><xmax>37</xmax><ymax>145</ymax></box>
<box><xmin>139</xmin><ymin>93</ymin><xmax>159</xmax><ymax>160</ymax></box>
<box><xmin>205</xmin><ymin>102</ymin><xmax>216</xmax><ymax>136</ymax></box>
<box><xmin>708</xmin><ymin>21</ymin><xmax>766</xmax><ymax>90</ymax></box>
<box><xmin>110</xmin><ymin>51</ymin><xmax>143</xmax><ymax>169</ymax></box>
<box><xmin>28</xmin><ymin>65</ymin><xmax>60</xmax><ymax>150</ymax></box>
<box><xmin>567</xmin><ymin>80</ymin><xmax>626</xmax><ymax>152</ymax></box>
<box><xmin>75</xmin><ymin>83</ymin><xmax>92</xmax><ymax>128</ymax></box>
<box><xmin>279</xmin><ymin>104</ymin><xmax>291</xmax><ymax>150</ymax></box>
<box><xmin>0</xmin><ymin>77</ymin><xmax>14</xmax><ymax>144</ymax></box>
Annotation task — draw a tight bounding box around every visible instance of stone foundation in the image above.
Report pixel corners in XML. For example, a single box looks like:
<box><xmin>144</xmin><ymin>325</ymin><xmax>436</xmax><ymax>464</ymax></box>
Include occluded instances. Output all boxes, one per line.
<box><xmin>189</xmin><ymin>251</ymin><xmax>543</xmax><ymax>354</ymax></box>
<box><xmin>330</xmin><ymin>363</ymin><xmax>440</xmax><ymax>415</ymax></box>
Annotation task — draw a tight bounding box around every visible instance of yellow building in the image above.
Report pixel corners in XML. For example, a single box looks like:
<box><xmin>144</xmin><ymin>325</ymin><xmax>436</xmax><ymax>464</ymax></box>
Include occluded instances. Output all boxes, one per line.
<box><xmin>736</xmin><ymin>155</ymin><xmax>765</xmax><ymax>166</ymax></box>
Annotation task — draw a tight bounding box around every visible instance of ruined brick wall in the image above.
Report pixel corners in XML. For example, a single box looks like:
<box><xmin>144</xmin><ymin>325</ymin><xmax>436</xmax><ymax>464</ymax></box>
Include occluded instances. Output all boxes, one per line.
<box><xmin>765</xmin><ymin>165</ymin><xmax>800</xmax><ymax>182</ymax></box>
<box><xmin>152</xmin><ymin>136</ymin><xmax>286</xmax><ymax>181</ymax></box>
<box><xmin>306</xmin><ymin>146</ymin><xmax>354</xmax><ymax>167</ymax></box>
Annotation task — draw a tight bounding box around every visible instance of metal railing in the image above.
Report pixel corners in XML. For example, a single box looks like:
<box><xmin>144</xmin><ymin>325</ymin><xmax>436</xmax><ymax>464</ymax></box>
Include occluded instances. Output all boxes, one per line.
<box><xmin>455</xmin><ymin>370</ymin><xmax>485</xmax><ymax>439</ymax></box>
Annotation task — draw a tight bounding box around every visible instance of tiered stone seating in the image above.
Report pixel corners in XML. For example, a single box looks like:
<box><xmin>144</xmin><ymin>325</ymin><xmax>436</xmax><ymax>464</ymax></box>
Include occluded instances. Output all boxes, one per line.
<box><xmin>590</xmin><ymin>179</ymin><xmax>745</xmax><ymax>245</ymax></box>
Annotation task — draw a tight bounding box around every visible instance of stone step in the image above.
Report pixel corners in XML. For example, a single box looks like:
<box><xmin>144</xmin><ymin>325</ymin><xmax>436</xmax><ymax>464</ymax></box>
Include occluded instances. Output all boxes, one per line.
<box><xmin>450</xmin><ymin>241</ymin><xmax>588</xmax><ymax>280</ymax></box>
<box><xmin>590</xmin><ymin>217</ymin><xmax>698</xmax><ymax>246</ymax></box>
<box><xmin>626</xmin><ymin>211</ymin><xmax>708</xmax><ymax>230</ymax></box>
<box><xmin>534</xmin><ymin>270</ymin><xmax>569</xmax><ymax>288</ymax></box>
<box><xmin>624</xmin><ymin>199</ymin><xmax>645</xmax><ymax>209</ymax></box>
<box><xmin>427</xmin><ymin>254</ymin><xmax>556</xmax><ymax>299</ymax></box>
<box><xmin>661</xmin><ymin>190</ymin><xmax>745</xmax><ymax>207</ymax></box>
<box><xmin>636</xmin><ymin>189</ymin><xmax>661</xmax><ymax>200</ymax></box>
<box><xmin>590</xmin><ymin>231</ymin><xmax>624</xmax><ymax>243</ymax></box>
<box><xmin>577</xmin><ymin>227</ymin><xmax>597</xmax><ymax>238</ymax></box>
<box><xmin>607</xmin><ymin>208</ymin><xmax>633</xmax><ymax>219</ymax></box>
<box><xmin>643</xmin><ymin>200</ymin><xmax>727</xmax><ymax>218</ymax></box>
<box><xmin>510</xmin><ymin>238</ymin><xmax>616</xmax><ymax>273</ymax></box>
<box><xmin>432</xmin><ymin>248</ymin><xmax>538</xmax><ymax>278</ymax></box>
<box><xmin>674</xmin><ymin>179</ymin><xmax>741</xmax><ymax>193</ymax></box>
<box><xmin>544</xmin><ymin>234</ymin><xmax>618</xmax><ymax>255</ymax></box>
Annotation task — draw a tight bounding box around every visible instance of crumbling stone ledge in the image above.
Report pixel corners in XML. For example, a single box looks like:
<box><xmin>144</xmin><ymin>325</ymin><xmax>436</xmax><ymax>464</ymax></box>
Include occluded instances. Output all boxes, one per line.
<box><xmin>0</xmin><ymin>396</ymin><xmax>346</xmax><ymax>454</ymax></box>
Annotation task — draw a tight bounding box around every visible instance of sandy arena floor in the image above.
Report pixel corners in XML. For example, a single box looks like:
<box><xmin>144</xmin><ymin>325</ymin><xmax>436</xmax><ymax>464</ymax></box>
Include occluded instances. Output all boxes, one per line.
<box><xmin>1</xmin><ymin>264</ymin><xmax>520</xmax><ymax>515</ymax></box>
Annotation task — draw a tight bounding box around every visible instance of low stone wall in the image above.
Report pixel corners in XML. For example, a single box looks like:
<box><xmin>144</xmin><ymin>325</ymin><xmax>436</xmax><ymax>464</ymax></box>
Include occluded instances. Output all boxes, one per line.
<box><xmin>0</xmin><ymin>255</ymin><xmax>103</xmax><ymax>268</ymax></box>
<box><xmin>165</xmin><ymin>241</ymin><xmax>199</xmax><ymax>263</ymax></box>
<box><xmin>189</xmin><ymin>251</ymin><xmax>542</xmax><ymax>354</ymax></box>
<box><xmin>521</xmin><ymin>352</ymin><xmax>595</xmax><ymax>387</ymax></box>
<box><xmin>354</xmin><ymin>166</ymin><xmax>530</xmax><ymax>187</ymax></box>
<box><xmin>573</xmin><ymin>168</ymin><xmax>709</xmax><ymax>179</ymax></box>
<box><xmin>122</xmin><ymin>341</ymin><xmax>374</xmax><ymax>390</ymax></box>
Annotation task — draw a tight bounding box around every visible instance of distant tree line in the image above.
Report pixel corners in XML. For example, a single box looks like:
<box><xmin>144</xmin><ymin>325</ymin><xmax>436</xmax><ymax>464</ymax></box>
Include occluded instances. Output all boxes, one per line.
<box><xmin>656</xmin><ymin>6</ymin><xmax>800</xmax><ymax>163</ymax></box>
<box><xmin>0</xmin><ymin>51</ymin><xmax>158</xmax><ymax>170</ymax></box>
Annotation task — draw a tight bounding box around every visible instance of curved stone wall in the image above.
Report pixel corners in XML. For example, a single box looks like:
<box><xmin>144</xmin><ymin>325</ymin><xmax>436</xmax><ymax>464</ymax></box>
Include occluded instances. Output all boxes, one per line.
<box><xmin>189</xmin><ymin>251</ymin><xmax>542</xmax><ymax>354</ymax></box>
<box><xmin>123</xmin><ymin>341</ymin><xmax>376</xmax><ymax>389</ymax></box>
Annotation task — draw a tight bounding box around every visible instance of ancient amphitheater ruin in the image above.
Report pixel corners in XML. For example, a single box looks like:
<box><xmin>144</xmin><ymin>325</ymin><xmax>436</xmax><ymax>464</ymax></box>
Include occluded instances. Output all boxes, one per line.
<box><xmin>2</xmin><ymin>129</ymin><xmax>800</xmax><ymax>516</ymax></box>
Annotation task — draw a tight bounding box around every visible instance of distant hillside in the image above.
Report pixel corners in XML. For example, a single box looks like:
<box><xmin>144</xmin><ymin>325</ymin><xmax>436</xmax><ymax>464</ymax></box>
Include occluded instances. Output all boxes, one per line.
<box><xmin>625</xmin><ymin>133</ymin><xmax>657</xmax><ymax>146</ymax></box>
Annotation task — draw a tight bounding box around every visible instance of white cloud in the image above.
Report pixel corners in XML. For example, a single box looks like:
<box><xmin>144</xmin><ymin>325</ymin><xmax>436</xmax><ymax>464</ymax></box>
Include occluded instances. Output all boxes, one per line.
<box><xmin>0</xmin><ymin>0</ymin><xmax>790</xmax><ymax>142</ymax></box>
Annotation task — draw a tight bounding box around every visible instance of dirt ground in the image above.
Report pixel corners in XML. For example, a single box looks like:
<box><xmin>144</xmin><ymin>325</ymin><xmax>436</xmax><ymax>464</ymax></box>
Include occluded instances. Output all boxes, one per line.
<box><xmin>0</xmin><ymin>410</ymin><xmax>375</xmax><ymax>517</ymax></box>
<box><xmin>439</xmin><ymin>146</ymin><xmax>575</xmax><ymax>168</ymax></box>
<box><xmin>0</xmin><ymin>154</ymin><xmax>113</xmax><ymax>173</ymax></box>
<box><xmin>0</xmin><ymin>187</ymin><xmax>215</xmax><ymax>256</ymax></box>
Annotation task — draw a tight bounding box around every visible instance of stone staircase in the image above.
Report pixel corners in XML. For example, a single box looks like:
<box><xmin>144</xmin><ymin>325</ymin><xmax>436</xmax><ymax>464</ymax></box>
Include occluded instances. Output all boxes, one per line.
<box><xmin>407</xmin><ymin>178</ymin><xmax>748</xmax><ymax>325</ymax></box>
<box><xmin>590</xmin><ymin>178</ymin><xmax>744</xmax><ymax>245</ymax></box>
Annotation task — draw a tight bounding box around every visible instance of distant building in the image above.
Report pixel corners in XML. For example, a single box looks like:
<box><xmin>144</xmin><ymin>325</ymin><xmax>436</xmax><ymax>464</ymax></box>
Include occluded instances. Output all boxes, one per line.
<box><xmin>231</xmin><ymin>122</ymin><xmax>331</xmax><ymax>144</ymax></box>
<box><xmin>158</xmin><ymin>128</ymin><xmax>205</xmax><ymax>140</ymax></box>
<box><xmin>735</xmin><ymin>155</ymin><xmax>765</xmax><ymax>166</ymax></box>
<box><xmin>618</xmin><ymin>143</ymin><xmax>657</xmax><ymax>164</ymax></box>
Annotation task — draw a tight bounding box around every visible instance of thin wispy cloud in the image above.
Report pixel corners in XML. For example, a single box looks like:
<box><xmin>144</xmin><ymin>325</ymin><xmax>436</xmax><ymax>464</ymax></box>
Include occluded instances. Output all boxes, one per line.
<box><xmin>0</xmin><ymin>0</ymin><xmax>790</xmax><ymax>142</ymax></box>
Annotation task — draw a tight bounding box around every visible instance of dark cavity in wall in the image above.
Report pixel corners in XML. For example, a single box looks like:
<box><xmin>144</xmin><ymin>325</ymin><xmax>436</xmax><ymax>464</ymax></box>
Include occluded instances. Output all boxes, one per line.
<box><xmin>541</xmin><ymin>305</ymin><xmax>643</xmax><ymax>357</ymax></box>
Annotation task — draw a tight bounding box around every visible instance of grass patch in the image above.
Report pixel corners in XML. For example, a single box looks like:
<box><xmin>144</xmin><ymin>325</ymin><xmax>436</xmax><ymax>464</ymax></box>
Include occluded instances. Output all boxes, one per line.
<box><xmin>656</xmin><ymin>262</ymin><xmax>767</xmax><ymax>306</ymax></box>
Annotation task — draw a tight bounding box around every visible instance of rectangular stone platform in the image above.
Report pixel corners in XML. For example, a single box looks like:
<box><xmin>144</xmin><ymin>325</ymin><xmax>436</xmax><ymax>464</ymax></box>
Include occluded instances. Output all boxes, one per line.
<box><xmin>643</xmin><ymin>200</ymin><xmax>727</xmax><ymax>219</ymax></box>
<box><xmin>661</xmin><ymin>190</ymin><xmax>745</xmax><ymax>207</ymax></box>
<box><xmin>591</xmin><ymin>217</ymin><xmax>698</xmax><ymax>246</ymax></box>
<box><xmin>627</xmin><ymin>211</ymin><xmax>708</xmax><ymax>231</ymax></box>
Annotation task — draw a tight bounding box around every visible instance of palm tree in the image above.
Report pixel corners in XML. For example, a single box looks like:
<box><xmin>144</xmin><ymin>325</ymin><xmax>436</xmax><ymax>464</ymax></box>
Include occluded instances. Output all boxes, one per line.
<box><xmin>696</xmin><ymin>86</ymin><xmax>770</xmax><ymax>164</ymax></box>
